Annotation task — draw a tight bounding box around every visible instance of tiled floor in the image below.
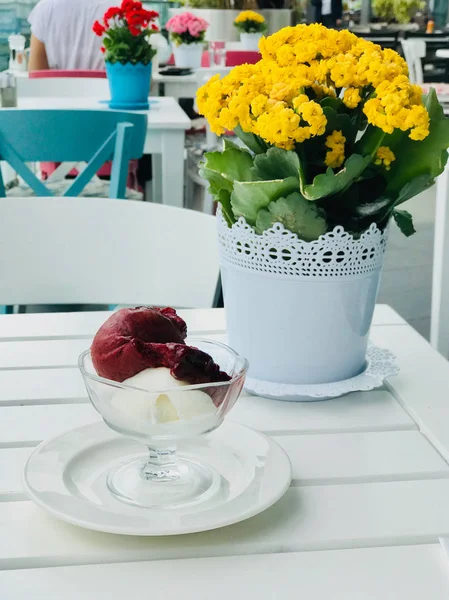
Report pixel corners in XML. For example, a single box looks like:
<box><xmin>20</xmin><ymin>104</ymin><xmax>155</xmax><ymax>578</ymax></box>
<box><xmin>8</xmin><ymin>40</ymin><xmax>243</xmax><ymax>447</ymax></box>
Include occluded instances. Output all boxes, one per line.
<box><xmin>377</xmin><ymin>188</ymin><xmax>435</xmax><ymax>340</ymax></box>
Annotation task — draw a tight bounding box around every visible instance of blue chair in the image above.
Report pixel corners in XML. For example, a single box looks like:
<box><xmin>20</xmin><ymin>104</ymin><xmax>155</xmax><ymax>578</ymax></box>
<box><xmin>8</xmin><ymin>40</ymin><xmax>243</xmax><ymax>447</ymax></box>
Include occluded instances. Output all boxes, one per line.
<box><xmin>0</xmin><ymin>109</ymin><xmax>147</xmax><ymax>199</ymax></box>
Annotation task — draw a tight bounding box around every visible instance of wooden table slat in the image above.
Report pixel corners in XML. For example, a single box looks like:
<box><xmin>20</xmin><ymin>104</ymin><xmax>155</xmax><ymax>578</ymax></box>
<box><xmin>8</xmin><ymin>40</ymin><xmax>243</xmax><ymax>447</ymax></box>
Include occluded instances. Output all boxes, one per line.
<box><xmin>0</xmin><ymin>389</ymin><xmax>416</xmax><ymax>446</ymax></box>
<box><xmin>2</xmin><ymin>430</ymin><xmax>447</xmax><ymax>498</ymax></box>
<box><xmin>1</xmin><ymin>545</ymin><xmax>449</xmax><ymax>599</ymax></box>
<box><xmin>4</xmin><ymin>480</ymin><xmax>449</xmax><ymax>568</ymax></box>
<box><xmin>0</xmin><ymin>305</ymin><xmax>404</xmax><ymax>343</ymax></box>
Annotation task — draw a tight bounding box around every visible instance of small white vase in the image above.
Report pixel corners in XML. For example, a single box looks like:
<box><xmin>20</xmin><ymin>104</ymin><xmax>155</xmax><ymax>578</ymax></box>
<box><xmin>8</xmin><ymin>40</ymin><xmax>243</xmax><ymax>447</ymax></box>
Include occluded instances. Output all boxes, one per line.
<box><xmin>173</xmin><ymin>43</ymin><xmax>203</xmax><ymax>69</ymax></box>
<box><xmin>217</xmin><ymin>210</ymin><xmax>388</xmax><ymax>390</ymax></box>
<box><xmin>240</xmin><ymin>32</ymin><xmax>262</xmax><ymax>51</ymax></box>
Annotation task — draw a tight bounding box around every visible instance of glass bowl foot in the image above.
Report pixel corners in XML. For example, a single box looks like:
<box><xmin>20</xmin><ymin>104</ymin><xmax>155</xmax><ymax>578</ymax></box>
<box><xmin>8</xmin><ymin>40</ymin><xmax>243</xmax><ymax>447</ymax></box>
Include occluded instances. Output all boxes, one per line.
<box><xmin>107</xmin><ymin>452</ymin><xmax>221</xmax><ymax>509</ymax></box>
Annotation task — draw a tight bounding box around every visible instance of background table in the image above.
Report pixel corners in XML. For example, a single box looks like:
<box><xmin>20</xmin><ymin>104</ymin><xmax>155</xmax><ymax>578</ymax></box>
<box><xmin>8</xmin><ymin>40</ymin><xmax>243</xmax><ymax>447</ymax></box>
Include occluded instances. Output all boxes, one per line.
<box><xmin>2</xmin><ymin>305</ymin><xmax>449</xmax><ymax>598</ymax></box>
<box><xmin>152</xmin><ymin>71</ymin><xmax>197</xmax><ymax>100</ymax></box>
<box><xmin>17</xmin><ymin>96</ymin><xmax>191</xmax><ymax>207</ymax></box>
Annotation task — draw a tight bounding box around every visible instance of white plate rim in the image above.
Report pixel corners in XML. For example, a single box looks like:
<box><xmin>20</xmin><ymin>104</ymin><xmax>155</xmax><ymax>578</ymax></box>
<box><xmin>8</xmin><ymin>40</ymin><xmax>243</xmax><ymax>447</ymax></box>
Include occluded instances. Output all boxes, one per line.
<box><xmin>23</xmin><ymin>420</ymin><xmax>292</xmax><ymax>536</ymax></box>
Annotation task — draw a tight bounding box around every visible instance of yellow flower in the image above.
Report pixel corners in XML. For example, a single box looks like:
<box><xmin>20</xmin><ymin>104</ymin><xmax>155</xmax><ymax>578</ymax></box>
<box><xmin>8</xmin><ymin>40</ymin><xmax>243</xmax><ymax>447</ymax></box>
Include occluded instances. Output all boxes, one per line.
<box><xmin>299</xmin><ymin>100</ymin><xmax>327</xmax><ymax>136</ymax></box>
<box><xmin>196</xmin><ymin>24</ymin><xmax>431</xmax><ymax>148</ymax></box>
<box><xmin>235</xmin><ymin>10</ymin><xmax>265</xmax><ymax>24</ymax></box>
<box><xmin>375</xmin><ymin>146</ymin><xmax>396</xmax><ymax>170</ymax></box>
<box><xmin>325</xmin><ymin>130</ymin><xmax>346</xmax><ymax>168</ymax></box>
<box><xmin>292</xmin><ymin>94</ymin><xmax>309</xmax><ymax>110</ymax></box>
<box><xmin>251</xmin><ymin>94</ymin><xmax>268</xmax><ymax>117</ymax></box>
<box><xmin>343</xmin><ymin>87</ymin><xmax>362</xmax><ymax>109</ymax></box>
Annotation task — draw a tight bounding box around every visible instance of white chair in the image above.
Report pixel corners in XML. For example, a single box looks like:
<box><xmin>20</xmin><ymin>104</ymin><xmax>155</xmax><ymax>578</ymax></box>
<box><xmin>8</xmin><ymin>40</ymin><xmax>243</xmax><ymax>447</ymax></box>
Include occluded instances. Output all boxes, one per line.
<box><xmin>431</xmin><ymin>163</ymin><xmax>449</xmax><ymax>356</ymax></box>
<box><xmin>0</xmin><ymin>197</ymin><xmax>220</xmax><ymax>308</ymax></box>
<box><xmin>16</xmin><ymin>77</ymin><xmax>110</xmax><ymax>98</ymax></box>
<box><xmin>401</xmin><ymin>39</ymin><xmax>425</xmax><ymax>84</ymax></box>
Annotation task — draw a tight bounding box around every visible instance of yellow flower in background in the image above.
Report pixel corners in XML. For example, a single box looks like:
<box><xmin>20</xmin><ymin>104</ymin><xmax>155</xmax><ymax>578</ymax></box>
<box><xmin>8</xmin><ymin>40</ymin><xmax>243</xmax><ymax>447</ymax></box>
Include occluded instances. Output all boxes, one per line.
<box><xmin>325</xmin><ymin>130</ymin><xmax>346</xmax><ymax>168</ymax></box>
<box><xmin>196</xmin><ymin>23</ymin><xmax>430</xmax><ymax>148</ymax></box>
<box><xmin>234</xmin><ymin>10</ymin><xmax>265</xmax><ymax>24</ymax></box>
<box><xmin>375</xmin><ymin>146</ymin><xmax>396</xmax><ymax>170</ymax></box>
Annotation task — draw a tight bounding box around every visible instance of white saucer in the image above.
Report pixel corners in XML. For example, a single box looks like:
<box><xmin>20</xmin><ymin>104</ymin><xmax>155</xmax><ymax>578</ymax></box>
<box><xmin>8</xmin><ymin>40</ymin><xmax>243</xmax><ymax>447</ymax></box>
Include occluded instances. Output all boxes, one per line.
<box><xmin>244</xmin><ymin>343</ymin><xmax>399</xmax><ymax>402</ymax></box>
<box><xmin>23</xmin><ymin>421</ymin><xmax>292</xmax><ymax>536</ymax></box>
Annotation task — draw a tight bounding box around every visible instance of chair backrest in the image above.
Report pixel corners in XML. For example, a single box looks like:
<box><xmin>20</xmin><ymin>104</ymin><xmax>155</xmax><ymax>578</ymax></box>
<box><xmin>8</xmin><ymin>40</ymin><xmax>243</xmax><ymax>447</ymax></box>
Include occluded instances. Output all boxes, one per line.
<box><xmin>29</xmin><ymin>69</ymin><xmax>107</xmax><ymax>79</ymax></box>
<box><xmin>0</xmin><ymin>197</ymin><xmax>219</xmax><ymax>307</ymax></box>
<box><xmin>405</xmin><ymin>31</ymin><xmax>449</xmax><ymax>40</ymax></box>
<box><xmin>401</xmin><ymin>39</ymin><xmax>425</xmax><ymax>84</ymax></box>
<box><xmin>0</xmin><ymin>109</ymin><xmax>147</xmax><ymax>198</ymax></box>
<box><xmin>17</xmin><ymin>77</ymin><xmax>110</xmax><ymax>98</ymax></box>
<box><xmin>226</xmin><ymin>51</ymin><xmax>260</xmax><ymax>66</ymax></box>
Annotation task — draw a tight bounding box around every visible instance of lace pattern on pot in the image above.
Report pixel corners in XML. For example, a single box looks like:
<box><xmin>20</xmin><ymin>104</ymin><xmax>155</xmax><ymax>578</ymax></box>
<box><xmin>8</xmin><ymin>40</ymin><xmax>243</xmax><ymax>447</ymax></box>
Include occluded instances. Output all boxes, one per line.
<box><xmin>244</xmin><ymin>344</ymin><xmax>399</xmax><ymax>401</ymax></box>
<box><xmin>217</xmin><ymin>208</ymin><xmax>389</xmax><ymax>279</ymax></box>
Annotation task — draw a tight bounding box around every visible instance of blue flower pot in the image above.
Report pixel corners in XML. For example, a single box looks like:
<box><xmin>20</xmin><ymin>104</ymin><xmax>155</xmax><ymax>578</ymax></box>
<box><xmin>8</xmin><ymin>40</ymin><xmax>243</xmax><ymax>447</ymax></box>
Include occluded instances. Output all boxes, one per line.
<box><xmin>105</xmin><ymin>61</ymin><xmax>152</xmax><ymax>110</ymax></box>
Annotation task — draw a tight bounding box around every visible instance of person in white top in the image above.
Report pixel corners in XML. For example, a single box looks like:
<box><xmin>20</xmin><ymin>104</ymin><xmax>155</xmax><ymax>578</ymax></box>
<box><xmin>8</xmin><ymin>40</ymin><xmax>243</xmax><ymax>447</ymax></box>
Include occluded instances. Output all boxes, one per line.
<box><xmin>312</xmin><ymin>0</ymin><xmax>343</xmax><ymax>29</ymax></box>
<box><xmin>28</xmin><ymin>0</ymin><xmax>113</xmax><ymax>71</ymax></box>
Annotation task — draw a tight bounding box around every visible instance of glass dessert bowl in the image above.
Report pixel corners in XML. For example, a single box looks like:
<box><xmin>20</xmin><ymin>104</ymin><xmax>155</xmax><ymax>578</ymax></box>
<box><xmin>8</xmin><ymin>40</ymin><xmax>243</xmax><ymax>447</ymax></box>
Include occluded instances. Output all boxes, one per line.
<box><xmin>79</xmin><ymin>338</ymin><xmax>248</xmax><ymax>509</ymax></box>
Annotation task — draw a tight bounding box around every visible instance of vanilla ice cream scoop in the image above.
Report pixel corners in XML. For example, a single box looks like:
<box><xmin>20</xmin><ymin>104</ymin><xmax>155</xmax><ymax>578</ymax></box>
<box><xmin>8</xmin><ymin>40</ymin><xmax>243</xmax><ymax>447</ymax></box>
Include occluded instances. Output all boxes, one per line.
<box><xmin>109</xmin><ymin>368</ymin><xmax>217</xmax><ymax>434</ymax></box>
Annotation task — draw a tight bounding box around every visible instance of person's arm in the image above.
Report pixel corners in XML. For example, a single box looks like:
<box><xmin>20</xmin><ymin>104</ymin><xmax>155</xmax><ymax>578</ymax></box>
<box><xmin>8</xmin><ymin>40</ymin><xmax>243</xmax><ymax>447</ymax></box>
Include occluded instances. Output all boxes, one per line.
<box><xmin>28</xmin><ymin>34</ymin><xmax>50</xmax><ymax>72</ymax></box>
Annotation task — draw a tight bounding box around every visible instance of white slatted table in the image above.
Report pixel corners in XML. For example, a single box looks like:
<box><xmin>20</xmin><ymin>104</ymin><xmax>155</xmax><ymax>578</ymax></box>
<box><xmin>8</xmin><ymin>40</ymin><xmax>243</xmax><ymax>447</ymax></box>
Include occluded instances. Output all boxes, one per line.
<box><xmin>2</xmin><ymin>305</ymin><xmax>449</xmax><ymax>598</ymax></box>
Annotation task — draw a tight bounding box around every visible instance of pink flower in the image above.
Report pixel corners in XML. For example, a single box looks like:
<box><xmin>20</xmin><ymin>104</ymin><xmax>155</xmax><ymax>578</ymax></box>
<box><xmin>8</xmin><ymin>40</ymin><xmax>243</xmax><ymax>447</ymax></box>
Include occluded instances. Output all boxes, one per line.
<box><xmin>166</xmin><ymin>12</ymin><xmax>208</xmax><ymax>38</ymax></box>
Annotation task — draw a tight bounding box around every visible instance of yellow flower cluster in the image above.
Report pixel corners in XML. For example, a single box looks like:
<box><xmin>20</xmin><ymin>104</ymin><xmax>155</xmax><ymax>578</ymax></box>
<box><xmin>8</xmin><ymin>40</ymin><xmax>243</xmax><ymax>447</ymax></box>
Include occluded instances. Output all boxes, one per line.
<box><xmin>234</xmin><ymin>11</ymin><xmax>265</xmax><ymax>24</ymax></box>
<box><xmin>196</xmin><ymin>24</ymin><xmax>430</xmax><ymax>152</ymax></box>
<box><xmin>325</xmin><ymin>130</ymin><xmax>346</xmax><ymax>168</ymax></box>
<box><xmin>375</xmin><ymin>146</ymin><xmax>396</xmax><ymax>169</ymax></box>
<box><xmin>365</xmin><ymin>77</ymin><xmax>429</xmax><ymax>140</ymax></box>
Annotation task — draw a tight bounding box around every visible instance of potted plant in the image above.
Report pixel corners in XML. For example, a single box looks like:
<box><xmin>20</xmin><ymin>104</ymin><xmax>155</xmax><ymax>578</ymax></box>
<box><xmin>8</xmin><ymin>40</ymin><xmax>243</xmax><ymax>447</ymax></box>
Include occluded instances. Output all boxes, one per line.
<box><xmin>234</xmin><ymin>10</ymin><xmax>267</xmax><ymax>50</ymax></box>
<box><xmin>372</xmin><ymin>0</ymin><xmax>424</xmax><ymax>24</ymax></box>
<box><xmin>197</xmin><ymin>24</ymin><xmax>449</xmax><ymax>394</ymax></box>
<box><xmin>168</xmin><ymin>2</ymin><xmax>293</xmax><ymax>43</ymax></box>
<box><xmin>93</xmin><ymin>0</ymin><xmax>159</xmax><ymax>109</ymax></box>
<box><xmin>166</xmin><ymin>12</ymin><xmax>208</xmax><ymax>68</ymax></box>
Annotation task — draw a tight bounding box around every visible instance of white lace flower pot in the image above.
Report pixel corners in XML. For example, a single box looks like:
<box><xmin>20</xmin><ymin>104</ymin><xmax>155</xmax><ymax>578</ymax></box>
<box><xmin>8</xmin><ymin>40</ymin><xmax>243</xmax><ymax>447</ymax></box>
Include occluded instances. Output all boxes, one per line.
<box><xmin>217</xmin><ymin>210</ymin><xmax>388</xmax><ymax>387</ymax></box>
<box><xmin>173</xmin><ymin>43</ymin><xmax>203</xmax><ymax>69</ymax></box>
<box><xmin>240</xmin><ymin>32</ymin><xmax>262</xmax><ymax>51</ymax></box>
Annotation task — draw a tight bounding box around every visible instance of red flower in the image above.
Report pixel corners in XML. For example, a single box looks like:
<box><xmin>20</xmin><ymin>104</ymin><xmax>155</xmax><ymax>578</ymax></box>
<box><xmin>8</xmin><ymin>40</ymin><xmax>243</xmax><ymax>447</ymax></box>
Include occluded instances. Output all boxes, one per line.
<box><xmin>100</xmin><ymin>46</ymin><xmax>106</xmax><ymax>53</ymax></box>
<box><xmin>129</xmin><ymin>25</ymin><xmax>141</xmax><ymax>36</ymax></box>
<box><xmin>121</xmin><ymin>0</ymin><xmax>141</xmax><ymax>11</ymax></box>
<box><xmin>144</xmin><ymin>9</ymin><xmax>159</xmax><ymax>20</ymax></box>
<box><xmin>151</xmin><ymin>23</ymin><xmax>159</xmax><ymax>31</ymax></box>
<box><xmin>104</xmin><ymin>6</ymin><xmax>122</xmax><ymax>25</ymax></box>
<box><xmin>126</xmin><ymin>8</ymin><xmax>154</xmax><ymax>30</ymax></box>
<box><xmin>92</xmin><ymin>20</ymin><xmax>105</xmax><ymax>36</ymax></box>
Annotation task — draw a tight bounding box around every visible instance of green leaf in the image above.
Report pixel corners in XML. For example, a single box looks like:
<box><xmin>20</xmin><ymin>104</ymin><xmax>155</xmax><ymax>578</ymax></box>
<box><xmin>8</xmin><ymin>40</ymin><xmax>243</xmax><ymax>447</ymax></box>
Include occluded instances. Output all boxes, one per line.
<box><xmin>386</xmin><ymin>89</ymin><xmax>449</xmax><ymax>195</ymax></box>
<box><xmin>234</xmin><ymin>124</ymin><xmax>269</xmax><ymax>155</ymax></box>
<box><xmin>320</xmin><ymin>97</ymin><xmax>345</xmax><ymax>112</ymax></box>
<box><xmin>252</xmin><ymin>147</ymin><xmax>300</xmax><ymax>180</ymax></box>
<box><xmin>393</xmin><ymin>209</ymin><xmax>416</xmax><ymax>237</ymax></box>
<box><xmin>393</xmin><ymin>174</ymin><xmax>434</xmax><ymax>207</ymax></box>
<box><xmin>231</xmin><ymin>177</ymin><xmax>299</xmax><ymax>225</ymax></box>
<box><xmin>300</xmin><ymin>154</ymin><xmax>372</xmax><ymax>201</ymax></box>
<box><xmin>255</xmin><ymin>192</ymin><xmax>327</xmax><ymax>241</ymax></box>
<box><xmin>217</xmin><ymin>189</ymin><xmax>235</xmax><ymax>227</ymax></box>
<box><xmin>199</xmin><ymin>147</ymin><xmax>256</xmax><ymax>197</ymax></box>
<box><xmin>223</xmin><ymin>138</ymin><xmax>241</xmax><ymax>151</ymax></box>
<box><xmin>323</xmin><ymin>107</ymin><xmax>354</xmax><ymax>139</ymax></box>
<box><xmin>354</xmin><ymin>124</ymin><xmax>386</xmax><ymax>157</ymax></box>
